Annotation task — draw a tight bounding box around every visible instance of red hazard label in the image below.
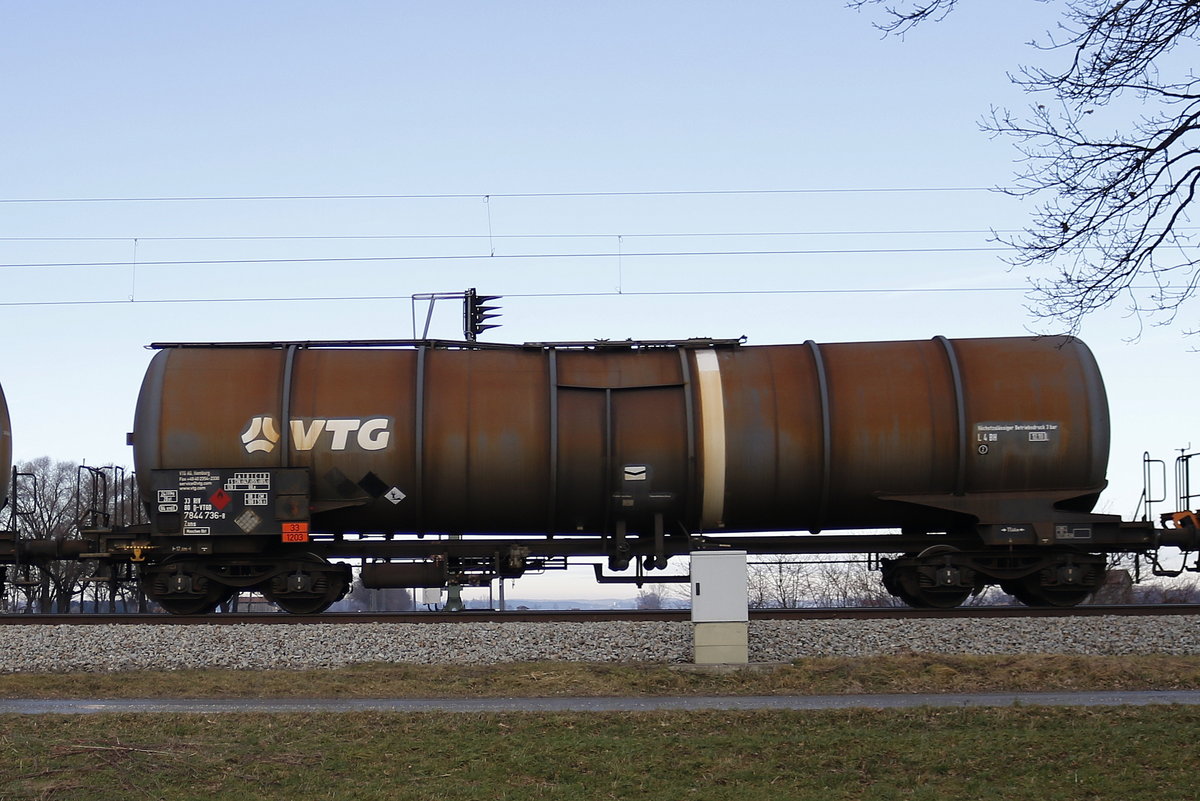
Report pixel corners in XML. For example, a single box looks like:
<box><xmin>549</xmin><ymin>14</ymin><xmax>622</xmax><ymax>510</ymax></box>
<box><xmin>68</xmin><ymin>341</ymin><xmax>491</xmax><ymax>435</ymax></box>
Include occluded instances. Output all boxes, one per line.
<box><xmin>209</xmin><ymin>489</ymin><xmax>232</xmax><ymax>510</ymax></box>
<box><xmin>282</xmin><ymin>522</ymin><xmax>309</xmax><ymax>543</ymax></box>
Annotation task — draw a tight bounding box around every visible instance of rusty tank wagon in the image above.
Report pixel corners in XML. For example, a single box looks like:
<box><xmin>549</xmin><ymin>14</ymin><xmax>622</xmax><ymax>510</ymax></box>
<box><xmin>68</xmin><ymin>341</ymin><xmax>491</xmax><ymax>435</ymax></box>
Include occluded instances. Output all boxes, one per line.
<box><xmin>5</xmin><ymin>333</ymin><xmax>1199</xmax><ymax>614</ymax></box>
<box><xmin>65</xmin><ymin>332</ymin><xmax>1178</xmax><ymax>613</ymax></box>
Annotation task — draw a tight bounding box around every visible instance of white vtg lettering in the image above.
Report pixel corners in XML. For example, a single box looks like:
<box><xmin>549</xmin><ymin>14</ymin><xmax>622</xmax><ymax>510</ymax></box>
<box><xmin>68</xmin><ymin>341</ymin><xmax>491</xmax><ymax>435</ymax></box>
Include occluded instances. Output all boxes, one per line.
<box><xmin>289</xmin><ymin>417</ymin><xmax>392</xmax><ymax>451</ymax></box>
<box><xmin>291</xmin><ymin>418</ymin><xmax>392</xmax><ymax>451</ymax></box>
<box><xmin>242</xmin><ymin>416</ymin><xmax>392</xmax><ymax>454</ymax></box>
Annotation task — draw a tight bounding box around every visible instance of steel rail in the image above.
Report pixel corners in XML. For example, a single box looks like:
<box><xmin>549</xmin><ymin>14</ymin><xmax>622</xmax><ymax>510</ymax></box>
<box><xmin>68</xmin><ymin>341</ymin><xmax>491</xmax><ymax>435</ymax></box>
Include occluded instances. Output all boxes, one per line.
<box><xmin>1</xmin><ymin>604</ymin><xmax>1199</xmax><ymax>625</ymax></box>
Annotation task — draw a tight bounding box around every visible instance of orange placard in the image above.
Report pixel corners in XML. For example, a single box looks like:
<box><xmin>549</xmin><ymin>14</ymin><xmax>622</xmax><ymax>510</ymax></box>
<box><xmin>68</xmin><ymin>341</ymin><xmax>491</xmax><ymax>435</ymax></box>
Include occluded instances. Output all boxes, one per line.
<box><xmin>282</xmin><ymin>522</ymin><xmax>310</xmax><ymax>543</ymax></box>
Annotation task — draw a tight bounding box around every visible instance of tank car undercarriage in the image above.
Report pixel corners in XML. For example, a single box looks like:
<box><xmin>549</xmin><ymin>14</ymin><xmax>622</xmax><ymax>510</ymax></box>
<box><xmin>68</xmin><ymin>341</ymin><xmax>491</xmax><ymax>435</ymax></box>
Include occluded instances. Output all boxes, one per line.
<box><xmin>1</xmin><ymin>502</ymin><xmax>1192</xmax><ymax>614</ymax></box>
<box><xmin>0</xmin><ymin>512</ymin><xmax>1197</xmax><ymax>614</ymax></box>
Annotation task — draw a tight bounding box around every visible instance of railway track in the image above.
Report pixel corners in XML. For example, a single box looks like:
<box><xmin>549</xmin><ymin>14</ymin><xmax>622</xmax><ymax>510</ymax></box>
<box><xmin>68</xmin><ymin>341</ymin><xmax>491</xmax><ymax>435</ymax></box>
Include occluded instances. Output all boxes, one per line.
<box><xmin>3</xmin><ymin>604</ymin><xmax>1199</xmax><ymax>625</ymax></box>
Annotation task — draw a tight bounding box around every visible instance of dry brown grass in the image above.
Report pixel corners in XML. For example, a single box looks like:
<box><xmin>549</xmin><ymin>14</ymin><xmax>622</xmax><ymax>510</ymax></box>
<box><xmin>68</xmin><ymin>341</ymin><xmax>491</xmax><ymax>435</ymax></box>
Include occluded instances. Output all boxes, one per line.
<box><xmin>2</xmin><ymin>653</ymin><xmax>1199</xmax><ymax>699</ymax></box>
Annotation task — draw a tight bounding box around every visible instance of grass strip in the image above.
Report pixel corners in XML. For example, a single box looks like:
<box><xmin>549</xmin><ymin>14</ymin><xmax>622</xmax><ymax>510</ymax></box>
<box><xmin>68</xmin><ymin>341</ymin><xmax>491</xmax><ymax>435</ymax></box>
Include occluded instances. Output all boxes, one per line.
<box><xmin>3</xmin><ymin>654</ymin><xmax>1200</xmax><ymax>698</ymax></box>
<box><xmin>2</xmin><ymin>706</ymin><xmax>1198</xmax><ymax>800</ymax></box>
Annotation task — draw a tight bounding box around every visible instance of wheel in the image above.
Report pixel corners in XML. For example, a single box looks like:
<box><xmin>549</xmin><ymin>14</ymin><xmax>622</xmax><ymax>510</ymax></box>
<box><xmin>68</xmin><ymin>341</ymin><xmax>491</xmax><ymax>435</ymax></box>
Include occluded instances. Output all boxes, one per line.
<box><xmin>155</xmin><ymin>585</ymin><xmax>234</xmax><ymax>615</ymax></box>
<box><xmin>1000</xmin><ymin>581</ymin><xmax>1043</xmax><ymax>607</ymax></box>
<box><xmin>882</xmin><ymin>547</ymin><xmax>973</xmax><ymax>609</ymax></box>
<box><xmin>144</xmin><ymin>562</ymin><xmax>234</xmax><ymax>615</ymax></box>
<box><xmin>261</xmin><ymin>587</ymin><xmax>341</xmax><ymax>615</ymax></box>
<box><xmin>1001</xmin><ymin>553</ymin><xmax>1106</xmax><ymax>607</ymax></box>
<box><xmin>895</xmin><ymin>570</ymin><xmax>972</xmax><ymax>608</ymax></box>
<box><xmin>260</xmin><ymin>556</ymin><xmax>351</xmax><ymax>614</ymax></box>
<box><xmin>1002</xmin><ymin>575</ymin><xmax>1092</xmax><ymax>608</ymax></box>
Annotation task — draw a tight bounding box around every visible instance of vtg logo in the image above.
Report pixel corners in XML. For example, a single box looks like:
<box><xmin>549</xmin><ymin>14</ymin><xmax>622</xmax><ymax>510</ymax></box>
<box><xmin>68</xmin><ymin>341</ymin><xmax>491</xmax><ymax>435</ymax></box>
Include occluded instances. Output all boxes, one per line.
<box><xmin>241</xmin><ymin>416</ymin><xmax>393</xmax><ymax>454</ymax></box>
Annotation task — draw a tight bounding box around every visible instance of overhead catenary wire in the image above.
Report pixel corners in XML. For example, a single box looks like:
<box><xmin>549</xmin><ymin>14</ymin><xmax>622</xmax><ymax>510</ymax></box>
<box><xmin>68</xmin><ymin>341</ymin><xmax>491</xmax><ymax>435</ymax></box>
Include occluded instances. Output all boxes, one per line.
<box><xmin>0</xmin><ymin>186</ymin><xmax>1000</xmax><ymax>204</ymax></box>
<box><xmin>0</xmin><ymin>285</ymin><xmax>1038</xmax><ymax>309</ymax></box>
<box><xmin>0</xmin><ymin>281</ymin><xmax>1176</xmax><ymax>309</ymax></box>
<box><xmin>0</xmin><ymin>245</ymin><xmax>1020</xmax><ymax>270</ymax></box>
<box><xmin>0</xmin><ymin>228</ymin><xmax>1019</xmax><ymax>242</ymax></box>
<box><xmin>2</xmin><ymin>185</ymin><xmax>1176</xmax><ymax>310</ymax></box>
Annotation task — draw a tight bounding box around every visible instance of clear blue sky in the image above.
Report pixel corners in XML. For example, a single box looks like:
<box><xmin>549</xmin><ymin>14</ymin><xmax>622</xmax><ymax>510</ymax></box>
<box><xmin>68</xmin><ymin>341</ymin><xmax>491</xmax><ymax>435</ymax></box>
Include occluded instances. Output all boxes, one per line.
<box><xmin>0</xmin><ymin>2</ymin><xmax>1192</xmax><ymax>599</ymax></box>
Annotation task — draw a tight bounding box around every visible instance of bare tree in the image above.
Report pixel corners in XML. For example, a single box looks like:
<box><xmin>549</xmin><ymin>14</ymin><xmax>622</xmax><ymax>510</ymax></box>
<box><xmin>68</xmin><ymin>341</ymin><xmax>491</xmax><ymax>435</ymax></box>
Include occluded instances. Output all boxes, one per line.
<box><xmin>748</xmin><ymin>557</ymin><xmax>813</xmax><ymax>609</ymax></box>
<box><xmin>1131</xmin><ymin>574</ymin><xmax>1200</xmax><ymax>602</ymax></box>
<box><xmin>851</xmin><ymin>0</ymin><xmax>1200</xmax><ymax>333</ymax></box>
<box><xmin>635</xmin><ymin>587</ymin><xmax>666</xmax><ymax>609</ymax></box>
<box><xmin>749</xmin><ymin>554</ymin><xmax>1007</xmax><ymax>608</ymax></box>
<box><xmin>635</xmin><ymin>581</ymin><xmax>689</xmax><ymax>609</ymax></box>
<box><xmin>6</xmin><ymin>458</ymin><xmax>86</xmax><ymax>613</ymax></box>
<box><xmin>809</xmin><ymin>557</ymin><xmax>901</xmax><ymax>607</ymax></box>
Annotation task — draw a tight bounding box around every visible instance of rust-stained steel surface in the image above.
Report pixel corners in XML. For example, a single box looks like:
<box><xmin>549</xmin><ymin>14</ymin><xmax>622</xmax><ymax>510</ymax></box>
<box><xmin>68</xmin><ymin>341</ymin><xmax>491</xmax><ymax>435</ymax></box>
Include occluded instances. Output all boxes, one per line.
<box><xmin>132</xmin><ymin>336</ymin><xmax>1109</xmax><ymax>539</ymax></box>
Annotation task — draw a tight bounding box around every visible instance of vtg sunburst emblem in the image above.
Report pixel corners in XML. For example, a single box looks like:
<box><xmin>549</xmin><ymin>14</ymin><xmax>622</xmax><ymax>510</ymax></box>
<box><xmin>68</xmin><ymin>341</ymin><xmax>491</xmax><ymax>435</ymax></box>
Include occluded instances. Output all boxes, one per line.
<box><xmin>240</xmin><ymin>416</ymin><xmax>281</xmax><ymax>454</ymax></box>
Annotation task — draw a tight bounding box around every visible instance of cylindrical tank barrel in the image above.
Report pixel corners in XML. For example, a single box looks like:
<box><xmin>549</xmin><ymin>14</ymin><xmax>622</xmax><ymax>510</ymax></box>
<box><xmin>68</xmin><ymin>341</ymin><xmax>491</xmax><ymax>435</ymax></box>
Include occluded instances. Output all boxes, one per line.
<box><xmin>0</xmin><ymin>380</ymin><xmax>10</xmax><ymax>511</ymax></box>
<box><xmin>131</xmin><ymin>336</ymin><xmax>1109</xmax><ymax>536</ymax></box>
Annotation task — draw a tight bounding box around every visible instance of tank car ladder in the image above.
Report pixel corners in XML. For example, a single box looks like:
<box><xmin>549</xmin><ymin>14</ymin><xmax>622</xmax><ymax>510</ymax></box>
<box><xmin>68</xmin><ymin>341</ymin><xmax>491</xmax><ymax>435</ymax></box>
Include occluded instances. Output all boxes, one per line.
<box><xmin>1140</xmin><ymin>450</ymin><xmax>1200</xmax><ymax>577</ymax></box>
<box><xmin>76</xmin><ymin>465</ymin><xmax>148</xmax><ymax>611</ymax></box>
<box><xmin>1</xmin><ymin>467</ymin><xmax>41</xmax><ymax>597</ymax></box>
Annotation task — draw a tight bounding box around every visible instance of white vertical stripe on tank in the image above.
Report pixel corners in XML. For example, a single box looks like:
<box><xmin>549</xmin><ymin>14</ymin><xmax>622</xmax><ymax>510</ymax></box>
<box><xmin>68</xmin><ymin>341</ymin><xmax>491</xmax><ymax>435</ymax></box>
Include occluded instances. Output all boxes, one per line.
<box><xmin>694</xmin><ymin>349</ymin><xmax>726</xmax><ymax>529</ymax></box>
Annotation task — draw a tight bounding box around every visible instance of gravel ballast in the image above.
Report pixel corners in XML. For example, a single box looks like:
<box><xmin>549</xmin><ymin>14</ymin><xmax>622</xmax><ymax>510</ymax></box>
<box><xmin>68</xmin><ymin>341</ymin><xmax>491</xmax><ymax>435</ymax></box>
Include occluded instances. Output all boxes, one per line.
<box><xmin>2</xmin><ymin>616</ymin><xmax>1200</xmax><ymax>673</ymax></box>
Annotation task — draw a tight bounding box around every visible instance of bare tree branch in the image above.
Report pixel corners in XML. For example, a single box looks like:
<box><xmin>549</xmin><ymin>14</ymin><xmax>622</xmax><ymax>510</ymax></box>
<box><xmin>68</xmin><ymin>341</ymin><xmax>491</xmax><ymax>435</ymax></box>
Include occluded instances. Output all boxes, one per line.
<box><xmin>852</xmin><ymin>0</ymin><xmax>1200</xmax><ymax>332</ymax></box>
<box><xmin>847</xmin><ymin>0</ymin><xmax>960</xmax><ymax>34</ymax></box>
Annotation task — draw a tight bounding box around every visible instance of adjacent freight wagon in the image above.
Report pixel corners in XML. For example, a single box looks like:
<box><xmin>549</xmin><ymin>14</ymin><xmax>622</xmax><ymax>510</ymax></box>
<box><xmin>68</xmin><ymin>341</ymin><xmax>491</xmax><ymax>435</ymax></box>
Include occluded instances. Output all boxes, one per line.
<box><xmin>0</xmin><ymin>380</ymin><xmax>9</xmax><ymax>513</ymax></box>
<box><xmin>102</xmin><ymin>334</ymin><xmax>1172</xmax><ymax>613</ymax></box>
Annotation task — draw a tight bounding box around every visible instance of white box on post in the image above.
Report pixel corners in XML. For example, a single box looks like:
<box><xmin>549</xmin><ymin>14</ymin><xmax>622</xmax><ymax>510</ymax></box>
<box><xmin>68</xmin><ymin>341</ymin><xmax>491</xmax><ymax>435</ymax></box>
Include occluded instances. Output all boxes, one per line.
<box><xmin>691</xmin><ymin>551</ymin><xmax>749</xmax><ymax>622</ymax></box>
<box><xmin>690</xmin><ymin>551</ymin><xmax>748</xmax><ymax>664</ymax></box>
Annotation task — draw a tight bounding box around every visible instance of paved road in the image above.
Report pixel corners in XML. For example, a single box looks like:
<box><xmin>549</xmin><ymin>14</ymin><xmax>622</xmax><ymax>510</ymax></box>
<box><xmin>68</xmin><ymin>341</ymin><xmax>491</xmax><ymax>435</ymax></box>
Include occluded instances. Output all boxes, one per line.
<box><xmin>3</xmin><ymin>691</ymin><xmax>1200</xmax><ymax>714</ymax></box>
